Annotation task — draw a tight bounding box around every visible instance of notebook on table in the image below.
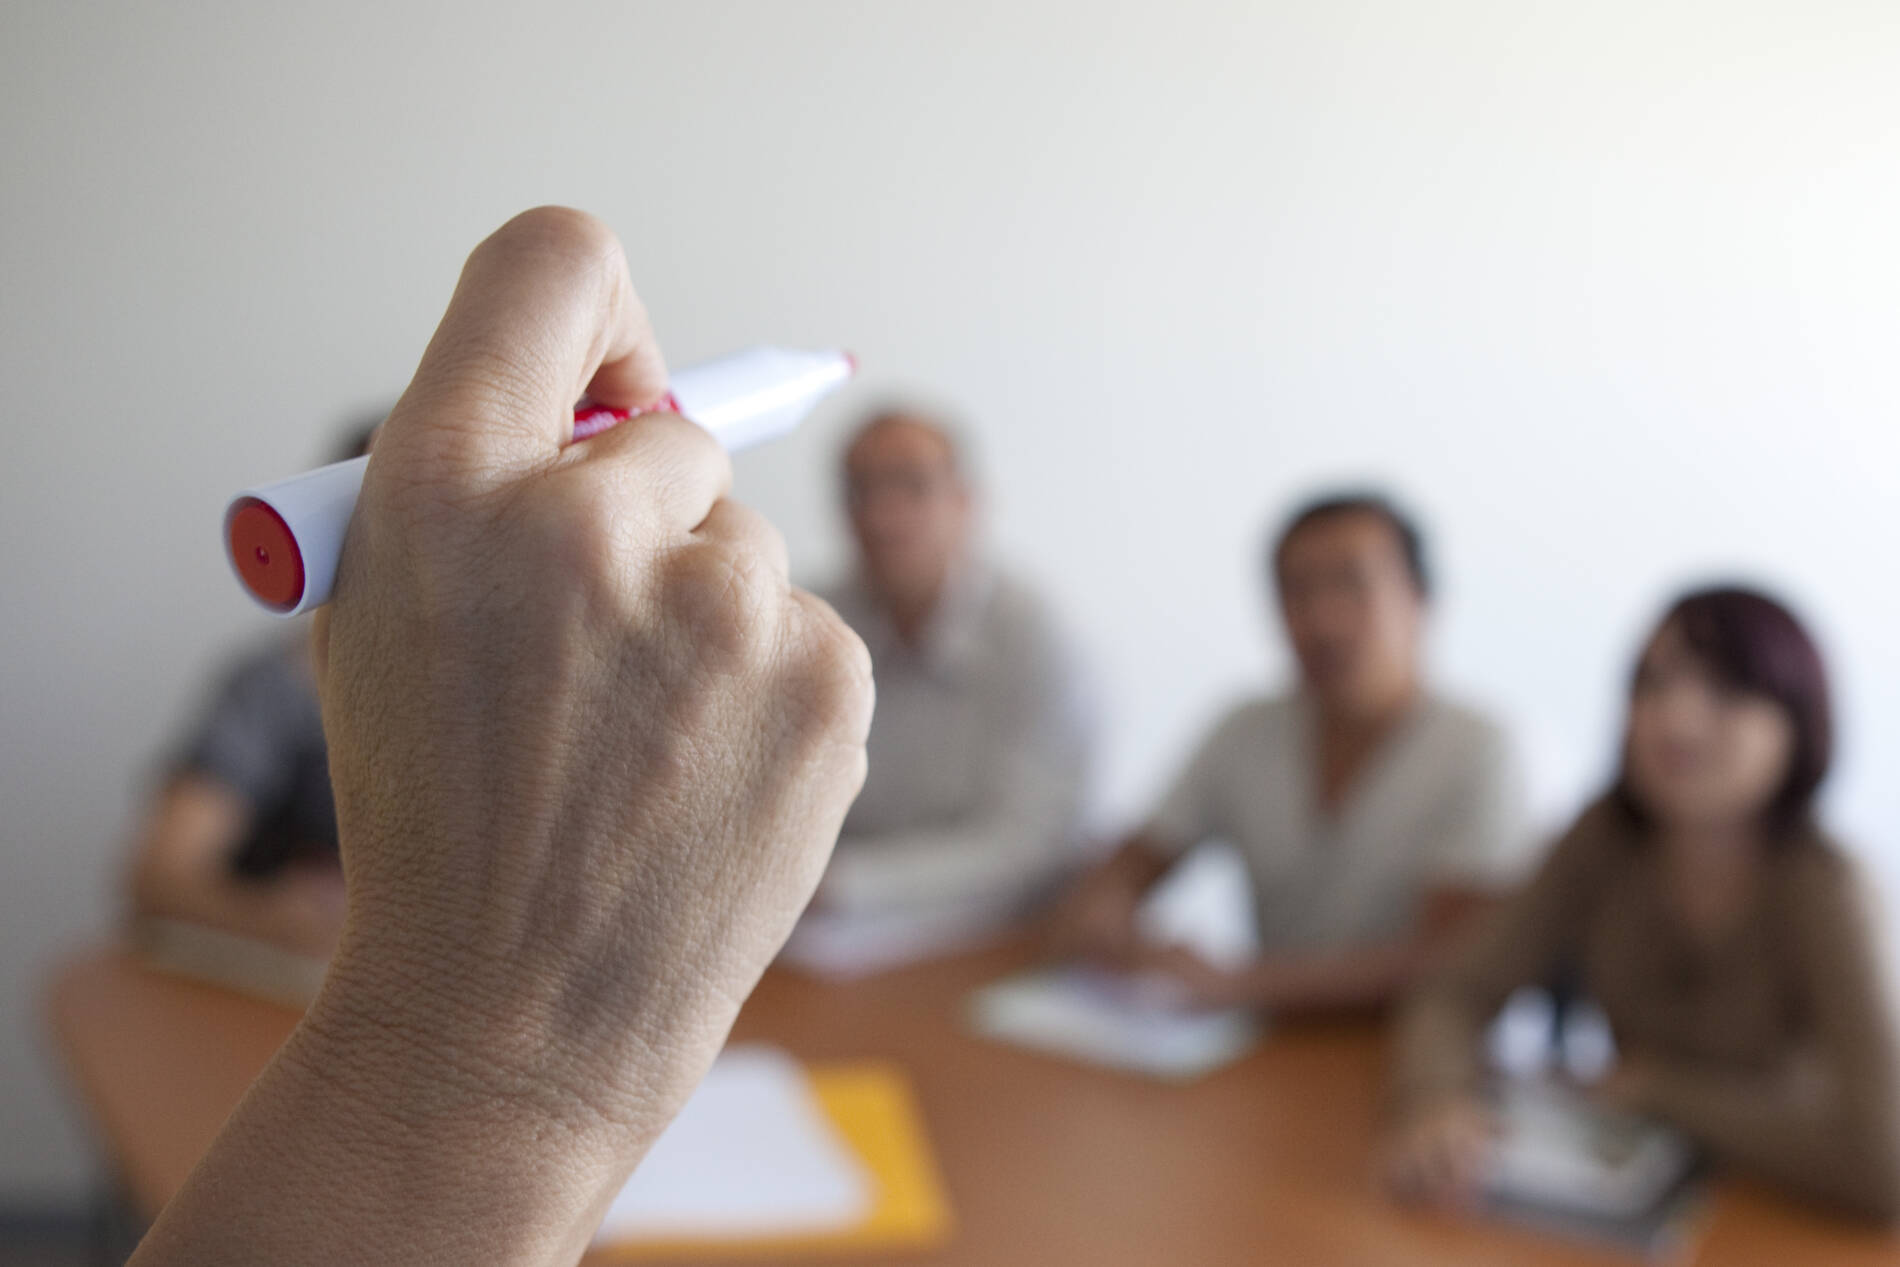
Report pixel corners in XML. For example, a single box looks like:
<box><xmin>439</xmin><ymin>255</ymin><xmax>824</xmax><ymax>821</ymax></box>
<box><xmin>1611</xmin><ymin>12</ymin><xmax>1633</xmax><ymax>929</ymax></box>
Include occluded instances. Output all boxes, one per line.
<box><xmin>1480</xmin><ymin>1079</ymin><xmax>1707</xmax><ymax>1261</ymax></box>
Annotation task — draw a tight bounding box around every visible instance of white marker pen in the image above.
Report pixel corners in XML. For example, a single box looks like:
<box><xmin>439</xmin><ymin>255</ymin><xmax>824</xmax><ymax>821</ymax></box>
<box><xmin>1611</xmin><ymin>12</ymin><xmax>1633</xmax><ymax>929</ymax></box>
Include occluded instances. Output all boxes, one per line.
<box><xmin>225</xmin><ymin>345</ymin><xmax>855</xmax><ymax>615</ymax></box>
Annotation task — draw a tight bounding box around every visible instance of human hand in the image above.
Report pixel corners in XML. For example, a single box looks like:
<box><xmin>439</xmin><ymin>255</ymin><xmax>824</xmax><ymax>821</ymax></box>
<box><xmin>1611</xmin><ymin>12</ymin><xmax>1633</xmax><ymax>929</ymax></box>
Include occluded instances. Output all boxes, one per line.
<box><xmin>131</xmin><ymin>207</ymin><xmax>873</xmax><ymax>1267</ymax></box>
<box><xmin>1120</xmin><ymin>942</ymin><xmax>1251</xmax><ymax>1012</ymax></box>
<box><xmin>1044</xmin><ymin>867</ymin><xmax>1146</xmax><ymax>965</ymax></box>
<box><xmin>1593</xmin><ymin>1055</ymin><xmax>1663</xmax><ymax>1114</ymax></box>
<box><xmin>1382</xmin><ymin>1097</ymin><xmax>1496</xmax><ymax>1211</ymax></box>
<box><xmin>308</xmin><ymin>205</ymin><xmax>873</xmax><ymax>1152</ymax></box>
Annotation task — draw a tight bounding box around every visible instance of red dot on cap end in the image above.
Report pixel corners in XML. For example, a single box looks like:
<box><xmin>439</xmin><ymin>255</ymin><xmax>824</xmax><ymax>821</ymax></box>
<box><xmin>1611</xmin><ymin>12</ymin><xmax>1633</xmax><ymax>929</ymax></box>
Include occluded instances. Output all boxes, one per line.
<box><xmin>229</xmin><ymin>499</ymin><xmax>305</xmax><ymax>611</ymax></box>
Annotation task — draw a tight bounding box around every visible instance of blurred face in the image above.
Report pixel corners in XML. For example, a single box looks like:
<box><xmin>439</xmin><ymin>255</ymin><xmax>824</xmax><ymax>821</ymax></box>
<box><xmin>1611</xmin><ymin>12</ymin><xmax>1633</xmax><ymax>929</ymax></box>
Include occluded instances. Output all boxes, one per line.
<box><xmin>1275</xmin><ymin>512</ymin><xmax>1424</xmax><ymax>714</ymax></box>
<box><xmin>844</xmin><ymin>418</ymin><xmax>971</xmax><ymax>608</ymax></box>
<box><xmin>1625</xmin><ymin>621</ymin><xmax>1796</xmax><ymax>832</ymax></box>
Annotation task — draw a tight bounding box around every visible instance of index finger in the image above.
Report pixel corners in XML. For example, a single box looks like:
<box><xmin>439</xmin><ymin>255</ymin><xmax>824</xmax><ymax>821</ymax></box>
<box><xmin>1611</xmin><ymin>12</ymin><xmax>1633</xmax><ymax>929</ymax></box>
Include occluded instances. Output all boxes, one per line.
<box><xmin>376</xmin><ymin>206</ymin><xmax>670</xmax><ymax>488</ymax></box>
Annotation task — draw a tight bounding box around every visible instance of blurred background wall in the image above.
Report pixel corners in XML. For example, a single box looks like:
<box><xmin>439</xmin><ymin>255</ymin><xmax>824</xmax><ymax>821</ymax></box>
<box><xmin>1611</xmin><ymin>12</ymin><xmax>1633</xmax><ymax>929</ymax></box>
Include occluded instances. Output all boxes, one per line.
<box><xmin>3</xmin><ymin>0</ymin><xmax>1897</xmax><ymax>1206</ymax></box>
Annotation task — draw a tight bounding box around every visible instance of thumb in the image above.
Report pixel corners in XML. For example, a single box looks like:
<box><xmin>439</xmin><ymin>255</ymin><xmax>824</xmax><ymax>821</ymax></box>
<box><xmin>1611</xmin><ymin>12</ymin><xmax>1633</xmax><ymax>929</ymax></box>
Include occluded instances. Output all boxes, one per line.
<box><xmin>372</xmin><ymin>207</ymin><xmax>670</xmax><ymax>494</ymax></box>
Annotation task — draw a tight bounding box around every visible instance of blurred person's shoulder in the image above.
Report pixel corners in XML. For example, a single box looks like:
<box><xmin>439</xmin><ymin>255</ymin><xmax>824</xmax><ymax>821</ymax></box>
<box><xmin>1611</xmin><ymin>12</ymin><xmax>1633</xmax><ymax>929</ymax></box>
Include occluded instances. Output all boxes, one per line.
<box><xmin>1193</xmin><ymin>691</ymin><xmax>1298</xmax><ymax>757</ymax></box>
<box><xmin>1526</xmin><ymin>793</ymin><xmax>1644</xmax><ymax>887</ymax></box>
<box><xmin>1413</xmin><ymin>693</ymin><xmax>1518</xmax><ymax>769</ymax></box>
<box><xmin>1773</xmin><ymin>821</ymin><xmax>1885</xmax><ymax>934</ymax></box>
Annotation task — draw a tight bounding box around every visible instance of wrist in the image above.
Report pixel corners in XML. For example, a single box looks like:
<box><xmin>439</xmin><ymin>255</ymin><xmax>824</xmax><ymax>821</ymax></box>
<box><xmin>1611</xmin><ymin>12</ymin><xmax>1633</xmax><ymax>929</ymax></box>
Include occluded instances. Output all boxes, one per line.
<box><xmin>310</xmin><ymin>928</ymin><xmax>699</xmax><ymax>1135</ymax></box>
<box><xmin>324</xmin><ymin>866</ymin><xmax>761</xmax><ymax>1123</ymax></box>
<box><xmin>282</xmin><ymin>963</ymin><xmax>638</xmax><ymax>1250</ymax></box>
<box><xmin>133</xmin><ymin>972</ymin><xmax>639</xmax><ymax>1267</ymax></box>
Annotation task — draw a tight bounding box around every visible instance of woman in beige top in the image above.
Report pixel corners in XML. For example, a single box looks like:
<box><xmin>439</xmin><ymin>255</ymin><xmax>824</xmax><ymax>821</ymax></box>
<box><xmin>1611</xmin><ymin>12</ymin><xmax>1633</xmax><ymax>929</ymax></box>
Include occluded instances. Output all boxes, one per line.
<box><xmin>1385</xmin><ymin>586</ymin><xmax>1900</xmax><ymax>1221</ymax></box>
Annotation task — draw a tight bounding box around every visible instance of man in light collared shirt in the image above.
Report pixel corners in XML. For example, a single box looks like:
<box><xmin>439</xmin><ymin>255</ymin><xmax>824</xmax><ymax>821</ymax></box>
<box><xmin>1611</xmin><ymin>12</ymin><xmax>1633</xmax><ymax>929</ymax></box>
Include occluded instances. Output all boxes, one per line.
<box><xmin>809</xmin><ymin>409</ymin><xmax>1093</xmax><ymax>926</ymax></box>
<box><xmin>1050</xmin><ymin>491</ymin><xmax>1529</xmax><ymax>1012</ymax></box>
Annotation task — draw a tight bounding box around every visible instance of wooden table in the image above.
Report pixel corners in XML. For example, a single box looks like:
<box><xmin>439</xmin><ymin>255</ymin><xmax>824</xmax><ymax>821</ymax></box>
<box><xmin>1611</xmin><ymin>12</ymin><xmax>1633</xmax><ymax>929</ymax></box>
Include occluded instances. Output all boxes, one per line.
<box><xmin>45</xmin><ymin>942</ymin><xmax>1900</xmax><ymax>1265</ymax></box>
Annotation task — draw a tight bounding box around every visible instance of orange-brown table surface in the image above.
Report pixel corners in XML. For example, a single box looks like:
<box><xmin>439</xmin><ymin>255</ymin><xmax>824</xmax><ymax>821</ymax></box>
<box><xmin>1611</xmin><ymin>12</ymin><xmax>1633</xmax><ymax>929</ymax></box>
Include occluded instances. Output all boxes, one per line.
<box><xmin>45</xmin><ymin>942</ymin><xmax>1900</xmax><ymax>1265</ymax></box>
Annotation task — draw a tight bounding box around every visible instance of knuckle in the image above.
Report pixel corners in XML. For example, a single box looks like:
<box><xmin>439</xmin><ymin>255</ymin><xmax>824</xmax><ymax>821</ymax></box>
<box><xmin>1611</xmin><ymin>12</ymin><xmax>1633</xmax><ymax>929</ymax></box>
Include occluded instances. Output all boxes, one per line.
<box><xmin>477</xmin><ymin>205</ymin><xmax>624</xmax><ymax>278</ymax></box>
<box><xmin>663</xmin><ymin>539</ymin><xmax>777</xmax><ymax>668</ymax></box>
<box><xmin>721</xmin><ymin>503</ymin><xmax>786</xmax><ymax>566</ymax></box>
<box><xmin>781</xmin><ymin>603</ymin><xmax>876</xmax><ymax>746</ymax></box>
<box><xmin>515</xmin><ymin>485</ymin><xmax>627</xmax><ymax>608</ymax></box>
<box><xmin>635</xmin><ymin>414</ymin><xmax>731</xmax><ymax>494</ymax></box>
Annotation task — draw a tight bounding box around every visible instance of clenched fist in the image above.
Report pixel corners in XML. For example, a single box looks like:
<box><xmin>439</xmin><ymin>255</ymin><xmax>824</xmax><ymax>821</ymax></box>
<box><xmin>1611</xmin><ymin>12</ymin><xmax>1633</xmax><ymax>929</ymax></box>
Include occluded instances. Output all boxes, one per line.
<box><xmin>132</xmin><ymin>208</ymin><xmax>873</xmax><ymax>1267</ymax></box>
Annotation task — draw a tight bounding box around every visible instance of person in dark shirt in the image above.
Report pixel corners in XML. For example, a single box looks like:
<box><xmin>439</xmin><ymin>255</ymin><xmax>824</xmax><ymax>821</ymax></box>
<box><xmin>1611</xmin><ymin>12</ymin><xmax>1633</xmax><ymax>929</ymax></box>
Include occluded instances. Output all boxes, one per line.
<box><xmin>128</xmin><ymin>636</ymin><xmax>343</xmax><ymax>957</ymax></box>
<box><xmin>125</xmin><ymin>422</ymin><xmax>375</xmax><ymax>959</ymax></box>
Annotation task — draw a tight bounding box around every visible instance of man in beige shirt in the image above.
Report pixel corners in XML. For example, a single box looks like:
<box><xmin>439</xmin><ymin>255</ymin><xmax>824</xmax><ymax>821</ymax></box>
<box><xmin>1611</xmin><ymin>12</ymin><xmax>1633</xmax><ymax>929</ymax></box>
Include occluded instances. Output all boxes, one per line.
<box><xmin>806</xmin><ymin>409</ymin><xmax>1093</xmax><ymax>928</ymax></box>
<box><xmin>1051</xmin><ymin>492</ymin><xmax>1528</xmax><ymax>1012</ymax></box>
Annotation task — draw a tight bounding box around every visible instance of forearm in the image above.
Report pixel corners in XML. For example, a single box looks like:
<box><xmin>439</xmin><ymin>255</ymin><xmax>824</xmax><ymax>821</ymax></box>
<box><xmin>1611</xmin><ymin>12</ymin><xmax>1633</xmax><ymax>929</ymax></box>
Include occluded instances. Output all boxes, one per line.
<box><xmin>1385</xmin><ymin>988</ymin><xmax>1491</xmax><ymax>1121</ymax></box>
<box><xmin>1383</xmin><ymin>903</ymin><xmax>1528</xmax><ymax>1117</ymax></box>
<box><xmin>1239</xmin><ymin>888</ymin><xmax>1505</xmax><ymax>1014</ymax></box>
<box><xmin>1237</xmin><ymin>937</ymin><xmax>1424</xmax><ymax>1013</ymax></box>
<box><xmin>1096</xmin><ymin>835</ymin><xmax>1176</xmax><ymax>898</ymax></box>
<box><xmin>1640</xmin><ymin>1060</ymin><xmax>1900</xmax><ymax>1221</ymax></box>
<box><xmin>130</xmin><ymin>957</ymin><xmax>660</xmax><ymax>1267</ymax></box>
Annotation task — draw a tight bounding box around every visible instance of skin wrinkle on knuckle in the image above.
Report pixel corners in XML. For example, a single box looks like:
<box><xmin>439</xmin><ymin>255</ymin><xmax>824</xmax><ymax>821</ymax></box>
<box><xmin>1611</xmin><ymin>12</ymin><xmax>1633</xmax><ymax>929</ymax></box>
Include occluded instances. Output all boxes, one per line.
<box><xmin>783</xmin><ymin>592</ymin><xmax>875</xmax><ymax>731</ymax></box>
<box><xmin>782</xmin><ymin>616</ymin><xmax>877</xmax><ymax>751</ymax></box>
<box><xmin>636</xmin><ymin>448</ymin><xmax>698</xmax><ymax>523</ymax></box>
<box><xmin>662</xmin><ymin>542</ymin><xmax>771</xmax><ymax>675</ymax></box>
<box><xmin>419</xmin><ymin>336</ymin><xmax>568</xmax><ymax>438</ymax></box>
<box><xmin>470</xmin><ymin>209</ymin><xmax>632</xmax><ymax>383</ymax></box>
<box><xmin>530</xmin><ymin>501</ymin><xmax>627</xmax><ymax>614</ymax></box>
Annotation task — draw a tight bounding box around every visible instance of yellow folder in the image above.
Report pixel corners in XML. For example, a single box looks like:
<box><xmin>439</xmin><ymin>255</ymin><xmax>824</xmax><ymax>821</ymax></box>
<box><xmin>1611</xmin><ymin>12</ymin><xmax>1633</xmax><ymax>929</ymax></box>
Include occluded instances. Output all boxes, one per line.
<box><xmin>589</xmin><ymin>1060</ymin><xmax>954</xmax><ymax>1260</ymax></box>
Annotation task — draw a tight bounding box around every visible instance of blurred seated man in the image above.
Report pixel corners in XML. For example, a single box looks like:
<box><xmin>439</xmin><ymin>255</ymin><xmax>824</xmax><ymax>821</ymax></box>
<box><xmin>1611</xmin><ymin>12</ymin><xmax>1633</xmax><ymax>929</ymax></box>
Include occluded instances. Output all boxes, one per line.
<box><xmin>1049</xmin><ymin>491</ymin><xmax>1528</xmax><ymax>1012</ymax></box>
<box><xmin>808</xmin><ymin>409</ymin><xmax>1092</xmax><ymax>927</ymax></box>
<box><xmin>124</xmin><ymin>423</ymin><xmax>376</xmax><ymax>963</ymax></box>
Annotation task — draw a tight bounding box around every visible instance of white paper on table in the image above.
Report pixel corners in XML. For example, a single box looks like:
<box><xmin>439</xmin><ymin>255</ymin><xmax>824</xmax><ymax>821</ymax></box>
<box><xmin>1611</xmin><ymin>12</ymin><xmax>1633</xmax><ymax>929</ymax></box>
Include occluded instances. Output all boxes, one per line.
<box><xmin>968</xmin><ymin>967</ymin><xmax>1262</xmax><ymax>1081</ymax></box>
<box><xmin>134</xmin><ymin>917</ymin><xmax>328</xmax><ymax>1007</ymax></box>
<box><xmin>1484</xmin><ymin>1079</ymin><xmax>1696</xmax><ymax>1220</ymax></box>
<box><xmin>592</xmin><ymin>1045</ymin><xmax>872</xmax><ymax>1244</ymax></box>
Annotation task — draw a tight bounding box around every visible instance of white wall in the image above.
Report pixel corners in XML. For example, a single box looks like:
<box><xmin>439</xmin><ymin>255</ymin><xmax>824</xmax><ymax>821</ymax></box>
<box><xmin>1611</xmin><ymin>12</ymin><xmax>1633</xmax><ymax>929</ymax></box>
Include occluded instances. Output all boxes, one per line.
<box><xmin>4</xmin><ymin>0</ymin><xmax>1898</xmax><ymax>1202</ymax></box>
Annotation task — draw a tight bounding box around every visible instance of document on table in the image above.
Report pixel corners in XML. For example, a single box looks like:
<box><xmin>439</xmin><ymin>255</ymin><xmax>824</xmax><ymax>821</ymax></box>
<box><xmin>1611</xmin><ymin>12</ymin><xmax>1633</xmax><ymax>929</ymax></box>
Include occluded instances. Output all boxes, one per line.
<box><xmin>1481</xmin><ymin>1078</ymin><xmax>1705</xmax><ymax>1257</ymax></box>
<box><xmin>593</xmin><ymin>1045</ymin><xmax>873</xmax><ymax>1244</ymax></box>
<box><xmin>133</xmin><ymin>917</ymin><xmax>327</xmax><ymax>1007</ymax></box>
<box><xmin>968</xmin><ymin>967</ymin><xmax>1262</xmax><ymax>1081</ymax></box>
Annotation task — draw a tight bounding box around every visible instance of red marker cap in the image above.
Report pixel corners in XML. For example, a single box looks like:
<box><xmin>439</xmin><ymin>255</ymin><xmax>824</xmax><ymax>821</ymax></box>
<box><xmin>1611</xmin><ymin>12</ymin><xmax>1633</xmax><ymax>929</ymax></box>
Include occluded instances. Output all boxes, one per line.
<box><xmin>227</xmin><ymin>497</ymin><xmax>305</xmax><ymax>611</ymax></box>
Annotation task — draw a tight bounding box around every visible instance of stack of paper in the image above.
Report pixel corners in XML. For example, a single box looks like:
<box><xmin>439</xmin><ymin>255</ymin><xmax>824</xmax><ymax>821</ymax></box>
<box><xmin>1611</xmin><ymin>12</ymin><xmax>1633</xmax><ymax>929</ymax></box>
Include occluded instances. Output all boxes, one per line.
<box><xmin>968</xmin><ymin>967</ymin><xmax>1262</xmax><ymax>1081</ymax></box>
<box><xmin>594</xmin><ymin>1046</ymin><xmax>872</xmax><ymax>1244</ymax></box>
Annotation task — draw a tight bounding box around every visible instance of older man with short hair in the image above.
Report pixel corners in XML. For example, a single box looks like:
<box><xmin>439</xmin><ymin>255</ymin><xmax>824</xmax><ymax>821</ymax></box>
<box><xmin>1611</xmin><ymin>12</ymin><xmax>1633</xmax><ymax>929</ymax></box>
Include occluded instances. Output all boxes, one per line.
<box><xmin>811</xmin><ymin>410</ymin><xmax>1094</xmax><ymax>926</ymax></box>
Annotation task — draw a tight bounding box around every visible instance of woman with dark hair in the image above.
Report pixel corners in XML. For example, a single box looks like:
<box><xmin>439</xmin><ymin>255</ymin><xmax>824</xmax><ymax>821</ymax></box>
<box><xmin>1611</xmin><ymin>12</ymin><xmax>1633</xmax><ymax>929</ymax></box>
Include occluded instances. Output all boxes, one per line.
<box><xmin>1382</xmin><ymin>586</ymin><xmax>1900</xmax><ymax>1221</ymax></box>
